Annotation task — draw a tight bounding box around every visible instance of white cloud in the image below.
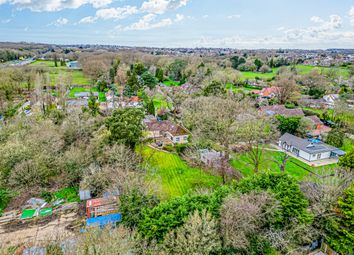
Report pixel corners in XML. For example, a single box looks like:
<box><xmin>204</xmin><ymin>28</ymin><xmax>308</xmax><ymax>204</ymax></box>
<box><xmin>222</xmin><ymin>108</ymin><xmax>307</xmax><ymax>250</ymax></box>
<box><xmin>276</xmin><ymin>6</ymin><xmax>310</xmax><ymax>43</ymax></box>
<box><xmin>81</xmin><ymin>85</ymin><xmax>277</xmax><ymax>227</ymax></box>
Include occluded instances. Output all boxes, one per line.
<box><xmin>124</xmin><ymin>13</ymin><xmax>183</xmax><ymax>31</ymax></box>
<box><xmin>284</xmin><ymin>14</ymin><xmax>342</xmax><ymax>42</ymax></box>
<box><xmin>310</xmin><ymin>16</ymin><xmax>323</xmax><ymax>23</ymax></box>
<box><xmin>140</xmin><ymin>0</ymin><xmax>170</xmax><ymax>14</ymax></box>
<box><xmin>349</xmin><ymin>7</ymin><xmax>354</xmax><ymax>26</ymax></box>
<box><xmin>1</xmin><ymin>18</ymin><xmax>11</xmax><ymax>23</ymax></box>
<box><xmin>49</xmin><ymin>17</ymin><xmax>69</xmax><ymax>26</ymax></box>
<box><xmin>79</xmin><ymin>16</ymin><xmax>97</xmax><ymax>24</ymax></box>
<box><xmin>227</xmin><ymin>14</ymin><xmax>241</xmax><ymax>19</ymax></box>
<box><xmin>175</xmin><ymin>13</ymin><xmax>184</xmax><ymax>22</ymax></box>
<box><xmin>56</xmin><ymin>17</ymin><xmax>68</xmax><ymax>25</ymax></box>
<box><xmin>0</xmin><ymin>0</ymin><xmax>112</xmax><ymax>12</ymax></box>
<box><xmin>96</xmin><ymin>6</ymin><xmax>138</xmax><ymax>20</ymax></box>
<box><xmin>79</xmin><ymin>0</ymin><xmax>188</xmax><ymax>24</ymax></box>
<box><xmin>195</xmin><ymin>14</ymin><xmax>354</xmax><ymax>49</ymax></box>
<box><xmin>140</xmin><ymin>0</ymin><xmax>189</xmax><ymax>14</ymax></box>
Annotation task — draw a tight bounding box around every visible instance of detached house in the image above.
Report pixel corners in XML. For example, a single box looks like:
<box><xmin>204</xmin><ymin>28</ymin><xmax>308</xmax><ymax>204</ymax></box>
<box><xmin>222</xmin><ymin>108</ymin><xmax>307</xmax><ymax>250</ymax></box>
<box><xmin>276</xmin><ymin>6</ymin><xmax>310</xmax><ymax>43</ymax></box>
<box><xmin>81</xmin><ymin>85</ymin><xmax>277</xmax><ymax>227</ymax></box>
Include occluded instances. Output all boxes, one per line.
<box><xmin>145</xmin><ymin>120</ymin><xmax>189</xmax><ymax>144</ymax></box>
<box><xmin>305</xmin><ymin>115</ymin><xmax>331</xmax><ymax>136</ymax></box>
<box><xmin>323</xmin><ymin>94</ymin><xmax>339</xmax><ymax>109</ymax></box>
<box><xmin>252</xmin><ymin>87</ymin><xmax>280</xmax><ymax>99</ymax></box>
<box><xmin>260</xmin><ymin>105</ymin><xmax>305</xmax><ymax>117</ymax></box>
<box><xmin>279</xmin><ymin>133</ymin><xmax>345</xmax><ymax>162</ymax></box>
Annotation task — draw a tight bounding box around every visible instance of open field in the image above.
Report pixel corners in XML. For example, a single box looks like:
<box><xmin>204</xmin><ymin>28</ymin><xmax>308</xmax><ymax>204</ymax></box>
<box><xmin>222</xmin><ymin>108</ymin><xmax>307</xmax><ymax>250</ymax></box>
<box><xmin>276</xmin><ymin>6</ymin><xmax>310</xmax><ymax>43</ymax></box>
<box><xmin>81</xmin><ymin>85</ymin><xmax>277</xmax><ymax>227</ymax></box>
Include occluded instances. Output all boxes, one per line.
<box><xmin>139</xmin><ymin>146</ymin><xmax>222</xmax><ymax>199</ymax></box>
<box><xmin>29</xmin><ymin>60</ymin><xmax>91</xmax><ymax>86</ymax></box>
<box><xmin>68</xmin><ymin>87</ymin><xmax>106</xmax><ymax>102</ymax></box>
<box><xmin>230</xmin><ymin>149</ymin><xmax>337</xmax><ymax>180</ymax></box>
<box><xmin>240</xmin><ymin>64</ymin><xmax>352</xmax><ymax>80</ymax></box>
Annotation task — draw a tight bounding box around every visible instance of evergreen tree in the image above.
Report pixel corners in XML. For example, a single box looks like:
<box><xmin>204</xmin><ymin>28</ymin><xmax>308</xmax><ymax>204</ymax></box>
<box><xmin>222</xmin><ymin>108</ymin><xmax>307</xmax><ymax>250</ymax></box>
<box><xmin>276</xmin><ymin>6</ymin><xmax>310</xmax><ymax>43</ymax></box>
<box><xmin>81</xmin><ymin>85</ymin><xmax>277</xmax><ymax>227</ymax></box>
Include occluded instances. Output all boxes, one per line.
<box><xmin>141</xmin><ymin>71</ymin><xmax>158</xmax><ymax>90</ymax></box>
<box><xmin>87</xmin><ymin>93</ymin><xmax>99</xmax><ymax>116</ymax></box>
<box><xmin>155</xmin><ymin>67</ymin><xmax>164</xmax><ymax>82</ymax></box>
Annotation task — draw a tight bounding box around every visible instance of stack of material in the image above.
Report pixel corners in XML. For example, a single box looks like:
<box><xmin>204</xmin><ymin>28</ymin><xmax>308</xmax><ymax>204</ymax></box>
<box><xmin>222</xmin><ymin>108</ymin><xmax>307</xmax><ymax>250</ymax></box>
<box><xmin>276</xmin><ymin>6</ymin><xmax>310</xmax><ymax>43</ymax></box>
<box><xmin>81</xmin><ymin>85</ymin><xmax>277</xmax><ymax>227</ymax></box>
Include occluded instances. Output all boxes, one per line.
<box><xmin>86</xmin><ymin>197</ymin><xmax>118</xmax><ymax>218</ymax></box>
<box><xmin>0</xmin><ymin>210</ymin><xmax>19</xmax><ymax>224</ymax></box>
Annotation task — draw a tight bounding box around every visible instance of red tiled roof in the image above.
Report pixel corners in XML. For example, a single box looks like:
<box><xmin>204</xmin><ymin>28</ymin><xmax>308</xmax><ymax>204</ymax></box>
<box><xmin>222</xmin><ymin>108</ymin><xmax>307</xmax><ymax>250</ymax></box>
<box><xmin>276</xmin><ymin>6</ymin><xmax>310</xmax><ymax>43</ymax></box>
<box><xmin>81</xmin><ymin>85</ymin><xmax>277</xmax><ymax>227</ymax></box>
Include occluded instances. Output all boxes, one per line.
<box><xmin>130</xmin><ymin>96</ymin><xmax>140</xmax><ymax>102</ymax></box>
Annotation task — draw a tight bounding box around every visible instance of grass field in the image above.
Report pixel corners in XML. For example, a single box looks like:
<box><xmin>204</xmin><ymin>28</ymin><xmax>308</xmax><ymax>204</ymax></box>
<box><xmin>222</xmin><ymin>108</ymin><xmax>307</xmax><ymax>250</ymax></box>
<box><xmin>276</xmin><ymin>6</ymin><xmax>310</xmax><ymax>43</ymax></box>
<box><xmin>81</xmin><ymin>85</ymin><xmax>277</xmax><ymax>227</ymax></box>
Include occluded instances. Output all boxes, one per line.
<box><xmin>230</xmin><ymin>149</ymin><xmax>337</xmax><ymax>180</ymax></box>
<box><xmin>68</xmin><ymin>87</ymin><xmax>106</xmax><ymax>102</ymax></box>
<box><xmin>139</xmin><ymin>146</ymin><xmax>222</xmax><ymax>198</ymax></box>
<box><xmin>240</xmin><ymin>64</ymin><xmax>352</xmax><ymax>81</ymax></box>
<box><xmin>30</xmin><ymin>60</ymin><xmax>91</xmax><ymax>86</ymax></box>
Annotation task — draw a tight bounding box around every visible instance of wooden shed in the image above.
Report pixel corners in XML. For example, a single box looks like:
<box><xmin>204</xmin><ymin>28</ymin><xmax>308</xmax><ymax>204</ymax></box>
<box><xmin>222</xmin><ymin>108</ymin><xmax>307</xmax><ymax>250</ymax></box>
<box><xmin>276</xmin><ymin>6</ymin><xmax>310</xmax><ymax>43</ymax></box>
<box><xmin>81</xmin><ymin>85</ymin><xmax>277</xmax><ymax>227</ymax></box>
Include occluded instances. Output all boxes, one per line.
<box><xmin>86</xmin><ymin>197</ymin><xmax>118</xmax><ymax>218</ymax></box>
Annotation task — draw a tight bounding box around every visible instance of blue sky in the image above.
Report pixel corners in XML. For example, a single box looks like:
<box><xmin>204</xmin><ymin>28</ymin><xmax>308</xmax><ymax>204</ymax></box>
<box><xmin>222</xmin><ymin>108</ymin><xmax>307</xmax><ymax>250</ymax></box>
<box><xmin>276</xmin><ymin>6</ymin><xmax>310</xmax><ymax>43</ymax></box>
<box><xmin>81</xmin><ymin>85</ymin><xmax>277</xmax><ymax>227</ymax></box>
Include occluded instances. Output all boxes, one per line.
<box><xmin>0</xmin><ymin>0</ymin><xmax>354</xmax><ymax>48</ymax></box>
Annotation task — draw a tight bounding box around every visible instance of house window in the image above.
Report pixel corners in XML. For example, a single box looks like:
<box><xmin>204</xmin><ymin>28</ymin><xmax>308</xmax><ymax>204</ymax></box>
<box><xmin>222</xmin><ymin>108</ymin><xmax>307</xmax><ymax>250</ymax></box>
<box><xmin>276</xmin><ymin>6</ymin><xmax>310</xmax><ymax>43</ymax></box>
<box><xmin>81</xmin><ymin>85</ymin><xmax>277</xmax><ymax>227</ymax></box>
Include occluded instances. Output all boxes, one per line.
<box><xmin>184</xmin><ymin>136</ymin><xmax>188</xmax><ymax>140</ymax></box>
<box><xmin>317</xmin><ymin>153</ymin><xmax>321</xmax><ymax>159</ymax></box>
<box><xmin>176</xmin><ymin>137</ymin><xmax>180</xmax><ymax>142</ymax></box>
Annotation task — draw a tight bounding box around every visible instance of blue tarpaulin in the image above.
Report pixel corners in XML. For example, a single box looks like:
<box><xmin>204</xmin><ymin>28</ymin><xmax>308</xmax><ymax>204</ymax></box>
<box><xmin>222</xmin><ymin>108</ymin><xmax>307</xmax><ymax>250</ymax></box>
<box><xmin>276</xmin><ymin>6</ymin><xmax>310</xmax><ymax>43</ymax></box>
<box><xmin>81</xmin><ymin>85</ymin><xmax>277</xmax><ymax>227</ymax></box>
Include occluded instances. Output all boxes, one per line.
<box><xmin>86</xmin><ymin>213</ymin><xmax>122</xmax><ymax>228</ymax></box>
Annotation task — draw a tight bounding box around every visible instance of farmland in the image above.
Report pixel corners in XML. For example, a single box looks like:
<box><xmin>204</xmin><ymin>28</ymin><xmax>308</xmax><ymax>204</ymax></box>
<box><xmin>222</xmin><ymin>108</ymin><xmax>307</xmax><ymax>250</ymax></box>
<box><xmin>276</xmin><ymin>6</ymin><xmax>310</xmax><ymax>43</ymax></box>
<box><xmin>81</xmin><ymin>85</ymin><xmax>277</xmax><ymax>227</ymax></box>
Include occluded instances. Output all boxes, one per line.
<box><xmin>139</xmin><ymin>146</ymin><xmax>222</xmax><ymax>199</ymax></box>
<box><xmin>240</xmin><ymin>64</ymin><xmax>352</xmax><ymax>80</ymax></box>
<box><xmin>29</xmin><ymin>60</ymin><xmax>91</xmax><ymax>86</ymax></box>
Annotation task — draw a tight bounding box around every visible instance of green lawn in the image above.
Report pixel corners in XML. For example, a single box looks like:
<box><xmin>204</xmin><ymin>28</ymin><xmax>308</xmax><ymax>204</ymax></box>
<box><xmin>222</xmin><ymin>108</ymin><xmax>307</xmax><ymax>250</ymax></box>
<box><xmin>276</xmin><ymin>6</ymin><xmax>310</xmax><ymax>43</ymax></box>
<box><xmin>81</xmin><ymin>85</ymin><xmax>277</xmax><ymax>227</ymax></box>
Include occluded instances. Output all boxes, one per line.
<box><xmin>240</xmin><ymin>64</ymin><xmax>351</xmax><ymax>81</ymax></box>
<box><xmin>30</xmin><ymin>60</ymin><xmax>91</xmax><ymax>86</ymax></box>
<box><xmin>139</xmin><ymin>146</ymin><xmax>222</xmax><ymax>199</ymax></box>
<box><xmin>163</xmin><ymin>79</ymin><xmax>180</xmax><ymax>86</ymax></box>
<box><xmin>226</xmin><ymin>84</ymin><xmax>261</xmax><ymax>92</ymax></box>
<box><xmin>69</xmin><ymin>87</ymin><xmax>106</xmax><ymax>102</ymax></box>
<box><xmin>230</xmin><ymin>149</ymin><xmax>337</xmax><ymax>181</ymax></box>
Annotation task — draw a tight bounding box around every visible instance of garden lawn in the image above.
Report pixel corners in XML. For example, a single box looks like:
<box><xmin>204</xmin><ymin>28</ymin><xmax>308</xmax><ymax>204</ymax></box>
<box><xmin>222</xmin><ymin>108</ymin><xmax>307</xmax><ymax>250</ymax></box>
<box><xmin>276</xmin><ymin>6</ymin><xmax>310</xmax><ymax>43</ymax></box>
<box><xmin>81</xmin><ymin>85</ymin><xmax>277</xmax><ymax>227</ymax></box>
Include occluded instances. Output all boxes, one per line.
<box><xmin>230</xmin><ymin>149</ymin><xmax>337</xmax><ymax>181</ymax></box>
<box><xmin>30</xmin><ymin>60</ymin><xmax>91</xmax><ymax>86</ymax></box>
<box><xmin>68</xmin><ymin>87</ymin><xmax>106</xmax><ymax>102</ymax></box>
<box><xmin>226</xmin><ymin>84</ymin><xmax>261</xmax><ymax>92</ymax></box>
<box><xmin>163</xmin><ymin>79</ymin><xmax>180</xmax><ymax>86</ymax></box>
<box><xmin>139</xmin><ymin>146</ymin><xmax>222</xmax><ymax>199</ymax></box>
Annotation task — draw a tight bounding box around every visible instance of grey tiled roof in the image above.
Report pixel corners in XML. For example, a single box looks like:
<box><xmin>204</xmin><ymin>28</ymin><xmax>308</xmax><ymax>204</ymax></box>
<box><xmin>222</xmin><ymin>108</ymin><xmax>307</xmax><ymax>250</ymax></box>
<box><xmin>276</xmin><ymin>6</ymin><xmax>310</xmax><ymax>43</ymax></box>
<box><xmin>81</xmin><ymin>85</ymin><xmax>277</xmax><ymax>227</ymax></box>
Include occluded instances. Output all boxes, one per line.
<box><xmin>279</xmin><ymin>133</ymin><xmax>342</xmax><ymax>154</ymax></box>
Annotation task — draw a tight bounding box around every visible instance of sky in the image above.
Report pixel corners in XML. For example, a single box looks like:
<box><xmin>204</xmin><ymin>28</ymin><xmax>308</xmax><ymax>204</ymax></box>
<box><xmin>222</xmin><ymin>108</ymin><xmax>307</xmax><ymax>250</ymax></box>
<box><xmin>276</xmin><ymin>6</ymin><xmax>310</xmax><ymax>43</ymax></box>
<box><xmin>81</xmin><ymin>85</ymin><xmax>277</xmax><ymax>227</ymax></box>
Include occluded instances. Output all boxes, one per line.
<box><xmin>0</xmin><ymin>0</ymin><xmax>354</xmax><ymax>49</ymax></box>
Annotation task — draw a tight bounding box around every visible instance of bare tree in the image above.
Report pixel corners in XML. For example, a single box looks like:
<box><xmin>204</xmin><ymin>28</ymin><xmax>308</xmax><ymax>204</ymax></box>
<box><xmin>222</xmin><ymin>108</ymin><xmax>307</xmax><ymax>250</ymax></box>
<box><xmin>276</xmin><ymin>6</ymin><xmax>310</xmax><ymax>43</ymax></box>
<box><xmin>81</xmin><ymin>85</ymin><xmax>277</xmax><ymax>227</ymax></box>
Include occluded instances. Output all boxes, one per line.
<box><xmin>220</xmin><ymin>192</ymin><xmax>279</xmax><ymax>250</ymax></box>
<box><xmin>272</xmin><ymin>73</ymin><xmax>300</xmax><ymax>104</ymax></box>
<box><xmin>234</xmin><ymin>113</ymin><xmax>278</xmax><ymax>173</ymax></box>
<box><xmin>182</xmin><ymin>96</ymin><xmax>248</xmax><ymax>183</ymax></box>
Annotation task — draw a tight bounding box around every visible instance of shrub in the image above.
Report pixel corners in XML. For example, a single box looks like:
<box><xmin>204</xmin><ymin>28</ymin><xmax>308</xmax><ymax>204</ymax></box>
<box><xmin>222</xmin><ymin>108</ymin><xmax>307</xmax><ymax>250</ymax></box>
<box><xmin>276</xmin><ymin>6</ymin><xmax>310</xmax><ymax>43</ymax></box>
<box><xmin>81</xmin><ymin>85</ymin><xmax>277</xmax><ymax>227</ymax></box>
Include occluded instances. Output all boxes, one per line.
<box><xmin>120</xmin><ymin>188</ymin><xmax>159</xmax><ymax>229</ymax></box>
<box><xmin>325</xmin><ymin>184</ymin><xmax>354</xmax><ymax>254</ymax></box>
<box><xmin>175</xmin><ymin>144</ymin><xmax>188</xmax><ymax>154</ymax></box>
<box><xmin>339</xmin><ymin>150</ymin><xmax>354</xmax><ymax>171</ymax></box>
<box><xmin>0</xmin><ymin>189</ymin><xmax>13</xmax><ymax>214</ymax></box>
<box><xmin>326</xmin><ymin>129</ymin><xmax>344</xmax><ymax>148</ymax></box>
<box><xmin>138</xmin><ymin>186</ymin><xmax>232</xmax><ymax>241</ymax></box>
<box><xmin>162</xmin><ymin>144</ymin><xmax>174</xmax><ymax>152</ymax></box>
